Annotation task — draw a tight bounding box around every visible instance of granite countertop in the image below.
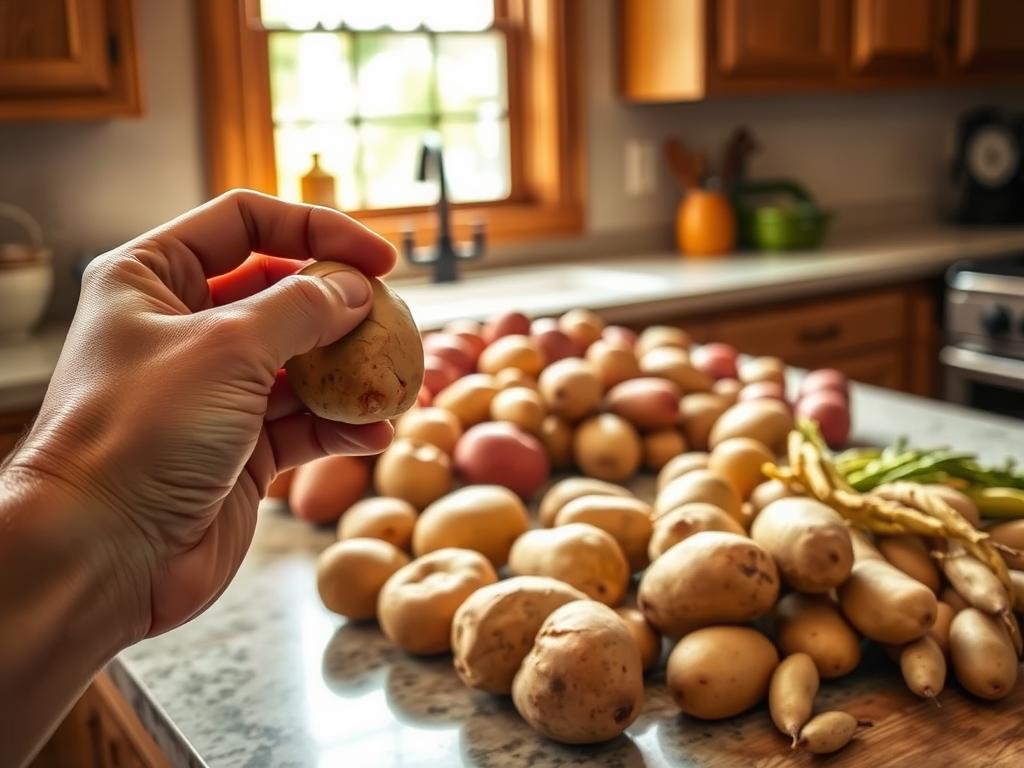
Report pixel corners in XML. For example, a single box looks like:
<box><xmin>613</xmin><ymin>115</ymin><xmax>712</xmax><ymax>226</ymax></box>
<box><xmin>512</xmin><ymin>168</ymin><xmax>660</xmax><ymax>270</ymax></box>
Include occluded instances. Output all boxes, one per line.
<box><xmin>111</xmin><ymin>384</ymin><xmax>1024</xmax><ymax>768</ymax></box>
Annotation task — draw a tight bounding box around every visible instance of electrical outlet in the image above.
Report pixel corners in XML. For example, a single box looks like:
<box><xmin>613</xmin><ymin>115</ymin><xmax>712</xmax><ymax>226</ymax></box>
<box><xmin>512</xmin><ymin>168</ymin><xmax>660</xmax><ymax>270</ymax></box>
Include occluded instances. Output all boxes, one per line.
<box><xmin>625</xmin><ymin>139</ymin><xmax>657</xmax><ymax>197</ymax></box>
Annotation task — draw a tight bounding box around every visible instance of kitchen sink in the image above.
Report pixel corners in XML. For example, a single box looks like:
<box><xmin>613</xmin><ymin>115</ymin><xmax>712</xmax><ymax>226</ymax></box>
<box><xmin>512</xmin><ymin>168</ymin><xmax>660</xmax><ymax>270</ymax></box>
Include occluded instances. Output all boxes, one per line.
<box><xmin>394</xmin><ymin>265</ymin><xmax>668</xmax><ymax>328</ymax></box>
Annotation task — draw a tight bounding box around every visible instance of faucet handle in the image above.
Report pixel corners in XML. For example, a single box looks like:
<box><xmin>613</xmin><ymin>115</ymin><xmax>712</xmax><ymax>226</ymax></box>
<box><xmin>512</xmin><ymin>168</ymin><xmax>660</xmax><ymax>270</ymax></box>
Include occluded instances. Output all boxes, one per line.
<box><xmin>458</xmin><ymin>220</ymin><xmax>486</xmax><ymax>261</ymax></box>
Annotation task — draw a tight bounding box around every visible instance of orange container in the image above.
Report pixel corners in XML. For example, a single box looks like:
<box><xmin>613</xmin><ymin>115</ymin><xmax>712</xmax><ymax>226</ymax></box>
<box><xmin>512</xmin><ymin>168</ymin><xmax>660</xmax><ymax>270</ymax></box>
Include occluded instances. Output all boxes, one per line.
<box><xmin>676</xmin><ymin>190</ymin><xmax>737</xmax><ymax>257</ymax></box>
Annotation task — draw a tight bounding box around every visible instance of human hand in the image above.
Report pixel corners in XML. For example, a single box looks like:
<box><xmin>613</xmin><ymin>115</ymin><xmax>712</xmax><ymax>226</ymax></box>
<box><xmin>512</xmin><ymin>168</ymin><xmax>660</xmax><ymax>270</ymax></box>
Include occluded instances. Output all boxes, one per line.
<box><xmin>5</xmin><ymin>190</ymin><xmax>396</xmax><ymax>639</ymax></box>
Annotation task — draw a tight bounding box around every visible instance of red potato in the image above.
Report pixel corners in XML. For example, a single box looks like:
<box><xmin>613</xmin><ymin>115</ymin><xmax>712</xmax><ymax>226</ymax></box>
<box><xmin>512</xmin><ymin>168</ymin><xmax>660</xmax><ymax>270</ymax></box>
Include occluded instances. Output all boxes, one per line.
<box><xmin>605</xmin><ymin>377</ymin><xmax>682</xmax><ymax>430</ymax></box>
<box><xmin>799</xmin><ymin>368</ymin><xmax>849</xmax><ymax>400</ymax></box>
<box><xmin>602</xmin><ymin>325</ymin><xmax>637</xmax><ymax>349</ymax></box>
<box><xmin>484</xmin><ymin>311</ymin><xmax>531</xmax><ymax>344</ymax></box>
<box><xmin>454</xmin><ymin>421</ymin><xmax>550</xmax><ymax>499</ymax></box>
<box><xmin>691</xmin><ymin>343</ymin><xmax>739</xmax><ymax>381</ymax></box>
<box><xmin>416</xmin><ymin>385</ymin><xmax>432</xmax><ymax>406</ymax></box>
<box><xmin>290</xmin><ymin>455</ymin><xmax>371</xmax><ymax>524</ymax></box>
<box><xmin>530</xmin><ymin>318</ymin><xmax>580</xmax><ymax>363</ymax></box>
<box><xmin>422</xmin><ymin>333</ymin><xmax>476</xmax><ymax>375</ymax></box>
<box><xmin>422</xmin><ymin>354</ymin><xmax>460</xmax><ymax>397</ymax></box>
<box><xmin>443</xmin><ymin>319</ymin><xmax>486</xmax><ymax>364</ymax></box>
<box><xmin>796</xmin><ymin>389</ymin><xmax>851</xmax><ymax>448</ymax></box>
<box><xmin>738</xmin><ymin>381</ymin><xmax>789</xmax><ymax>407</ymax></box>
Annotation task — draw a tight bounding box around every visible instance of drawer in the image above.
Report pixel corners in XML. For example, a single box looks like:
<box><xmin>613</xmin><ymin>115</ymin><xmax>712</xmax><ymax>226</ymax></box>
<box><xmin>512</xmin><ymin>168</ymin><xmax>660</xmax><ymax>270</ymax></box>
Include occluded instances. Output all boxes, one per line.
<box><xmin>704</xmin><ymin>290</ymin><xmax>906</xmax><ymax>359</ymax></box>
<box><xmin>795</xmin><ymin>345</ymin><xmax>908</xmax><ymax>391</ymax></box>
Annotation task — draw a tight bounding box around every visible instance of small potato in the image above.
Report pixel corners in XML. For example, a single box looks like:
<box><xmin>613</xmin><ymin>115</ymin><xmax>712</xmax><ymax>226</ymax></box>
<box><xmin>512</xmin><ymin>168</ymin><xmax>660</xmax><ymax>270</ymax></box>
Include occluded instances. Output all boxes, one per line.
<box><xmin>555</xmin><ymin>495</ymin><xmax>654</xmax><ymax>571</ymax></box>
<box><xmin>317</xmin><ymin>538</ymin><xmax>410</xmax><ymax>620</ymax></box>
<box><xmin>708</xmin><ymin>437</ymin><xmax>774</xmax><ymax>500</ymax></box>
<box><xmin>773</xmin><ymin>593</ymin><xmax>861</xmax><ymax>678</ymax></box>
<box><xmin>494</xmin><ymin>367</ymin><xmax>538</xmax><ymax>391</ymax></box>
<box><xmin>489</xmin><ymin>386</ymin><xmax>546</xmax><ymax>434</ymax></box>
<box><xmin>709</xmin><ymin>399</ymin><xmax>794</xmax><ymax>453</ymax></box>
<box><xmin>638</xmin><ymin>531</ymin><xmax>779</xmax><ymax>636</ymax></box>
<box><xmin>939</xmin><ymin>541</ymin><xmax>1010</xmax><ymax>616</ymax></box>
<box><xmin>434</xmin><ymin>373</ymin><xmax>500</xmax><ymax>428</ymax></box>
<box><xmin>657</xmin><ymin>451</ymin><xmax>711</xmax><ymax>493</ymax></box>
<box><xmin>451</xmin><ymin>576</ymin><xmax>586</xmax><ymax>693</ymax></box>
<box><xmin>573</xmin><ymin>414</ymin><xmax>642</xmax><ymax>483</ymax></box>
<box><xmin>929</xmin><ymin>601</ymin><xmax>956</xmax><ymax>656</ymax></box>
<box><xmin>512</xmin><ymin>601</ymin><xmax>643</xmax><ymax>744</ymax></box>
<box><xmin>374</xmin><ymin>438</ymin><xmax>453</xmax><ymax>510</ymax></box>
<box><xmin>839</xmin><ymin>557</ymin><xmax>938</xmax><ymax>644</ymax></box>
<box><xmin>655</xmin><ymin>469</ymin><xmax>741</xmax><ymax>522</ymax></box>
<box><xmin>530</xmin><ymin>318</ymin><xmax>580</xmax><ymax>363</ymax></box>
<box><xmin>602</xmin><ymin>325</ymin><xmax>637</xmax><ymax>350</ymax></box>
<box><xmin>640</xmin><ymin>347</ymin><xmax>712</xmax><ymax>393</ymax></box>
<box><xmin>643</xmin><ymin>429</ymin><xmax>687</xmax><ymax>472</ymax></box>
<box><xmin>538</xmin><ymin>358</ymin><xmax>603</xmax><ymax>421</ymax></box>
<box><xmin>286</xmin><ymin>263</ymin><xmax>423</xmax><ymax>423</ymax></box>
<box><xmin>988</xmin><ymin>519</ymin><xmax>1024</xmax><ymax>570</ymax></box>
<box><xmin>941</xmin><ymin>585</ymin><xmax>970</xmax><ymax>613</ymax></box>
<box><xmin>740</xmin><ymin>356</ymin><xmax>786</xmax><ymax>386</ymax></box>
<box><xmin>394</xmin><ymin>407</ymin><xmax>463</xmax><ymax>455</ymax></box>
<box><xmin>454</xmin><ymin>422</ymin><xmax>550</xmax><ymax>499</ymax></box>
<box><xmin>796</xmin><ymin>711</ymin><xmax>864</xmax><ymax>755</ymax></box>
<box><xmin>750</xmin><ymin>498</ymin><xmax>853</xmax><ymax>593</ymax></box>
<box><xmin>691</xmin><ymin>343</ymin><xmax>739</xmax><ymax>381</ymax></box>
<box><xmin>290</xmin><ymin>455</ymin><xmax>371</xmax><ymax>524</ymax></box>
<box><xmin>414</xmin><ymin>485</ymin><xmax>529</xmax><ymax>567</ymax></box>
<box><xmin>558</xmin><ymin>308</ymin><xmax>605</xmax><ymax>352</ymax></box>
<box><xmin>538</xmin><ymin>414</ymin><xmax>573</xmax><ymax>469</ymax></box>
<box><xmin>647</xmin><ymin>502</ymin><xmax>744</xmax><ymax>561</ymax></box>
<box><xmin>678</xmin><ymin>393</ymin><xmax>731</xmax><ymax>451</ymax></box>
<box><xmin>666</xmin><ymin>626</ymin><xmax>778</xmax><ymax>719</ymax></box>
<box><xmin>586</xmin><ymin>339</ymin><xmax>642</xmax><ymax>389</ymax></box>
<box><xmin>605</xmin><ymin>377</ymin><xmax>682</xmax><ymax>430</ymax></box>
<box><xmin>338</xmin><ymin>497</ymin><xmax>417</xmax><ymax>550</ymax></box>
<box><xmin>478</xmin><ymin>334</ymin><xmax>546</xmax><ymax>377</ymax></box>
<box><xmin>377</xmin><ymin>548</ymin><xmax>497</xmax><ymax>655</ymax></box>
<box><xmin>615</xmin><ymin>607</ymin><xmax>662</xmax><ymax>672</ymax></box>
<box><xmin>483</xmin><ymin>310</ymin><xmax>530</xmax><ymax>344</ymax></box>
<box><xmin>799</xmin><ymin>368</ymin><xmax>849</xmax><ymax>401</ymax></box>
<box><xmin>712</xmin><ymin>377</ymin><xmax>743</xmax><ymax>404</ymax></box>
<box><xmin>795</xmin><ymin>389</ymin><xmax>850</xmax><ymax>449</ymax></box>
<box><xmin>508</xmin><ymin>523</ymin><xmax>631</xmax><ymax>606</ymax></box>
<box><xmin>738</xmin><ymin>380</ymin><xmax>789</xmax><ymax>406</ymax></box>
<box><xmin>538</xmin><ymin>476</ymin><xmax>634</xmax><ymax>528</ymax></box>
<box><xmin>749</xmin><ymin>479</ymin><xmax>794</xmax><ymax>513</ymax></box>
<box><xmin>877</xmin><ymin>535</ymin><xmax>940</xmax><ymax>593</ymax></box>
<box><xmin>423</xmin><ymin>333</ymin><xmax>476</xmax><ymax>376</ymax></box>
<box><xmin>769</xmin><ymin>653</ymin><xmax>819</xmax><ymax>744</ymax></box>
<box><xmin>949</xmin><ymin>608</ymin><xmax>1018</xmax><ymax>700</ymax></box>
<box><xmin>442</xmin><ymin>319</ymin><xmax>486</xmax><ymax>364</ymax></box>
<box><xmin>900</xmin><ymin>635</ymin><xmax>946</xmax><ymax>700</ymax></box>
<box><xmin>635</xmin><ymin>325</ymin><xmax>691</xmax><ymax>358</ymax></box>
<box><xmin>422</xmin><ymin>354</ymin><xmax>460</xmax><ymax>397</ymax></box>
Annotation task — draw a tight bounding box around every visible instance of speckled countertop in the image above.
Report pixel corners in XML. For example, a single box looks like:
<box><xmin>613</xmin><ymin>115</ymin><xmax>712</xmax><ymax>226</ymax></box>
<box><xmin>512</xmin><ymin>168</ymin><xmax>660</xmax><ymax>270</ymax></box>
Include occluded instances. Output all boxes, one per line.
<box><xmin>111</xmin><ymin>384</ymin><xmax>1024</xmax><ymax>768</ymax></box>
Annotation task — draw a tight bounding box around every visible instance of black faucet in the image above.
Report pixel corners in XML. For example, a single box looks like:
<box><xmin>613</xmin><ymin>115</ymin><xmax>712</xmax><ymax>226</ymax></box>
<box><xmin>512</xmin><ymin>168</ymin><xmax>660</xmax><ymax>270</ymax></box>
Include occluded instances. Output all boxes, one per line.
<box><xmin>403</xmin><ymin>134</ymin><xmax>485</xmax><ymax>283</ymax></box>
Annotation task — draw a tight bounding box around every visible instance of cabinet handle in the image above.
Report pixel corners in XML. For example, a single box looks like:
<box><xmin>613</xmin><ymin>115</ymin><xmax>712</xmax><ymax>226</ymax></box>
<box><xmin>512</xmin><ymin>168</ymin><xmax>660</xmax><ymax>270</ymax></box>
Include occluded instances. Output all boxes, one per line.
<box><xmin>796</xmin><ymin>323</ymin><xmax>841</xmax><ymax>344</ymax></box>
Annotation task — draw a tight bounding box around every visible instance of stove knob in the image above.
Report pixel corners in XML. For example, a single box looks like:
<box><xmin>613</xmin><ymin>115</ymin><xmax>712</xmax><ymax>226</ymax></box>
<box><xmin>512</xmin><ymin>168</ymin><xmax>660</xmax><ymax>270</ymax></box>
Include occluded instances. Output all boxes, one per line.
<box><xmin>982</xmin><ymin>305</ymin><xmax>1011</xmax><ymax>336</ymax></box>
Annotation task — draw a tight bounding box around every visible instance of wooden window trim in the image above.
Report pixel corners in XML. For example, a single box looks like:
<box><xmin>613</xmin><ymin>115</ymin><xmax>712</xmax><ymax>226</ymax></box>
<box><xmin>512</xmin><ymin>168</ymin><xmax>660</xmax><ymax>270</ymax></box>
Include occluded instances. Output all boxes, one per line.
<box><xmin>196</xmin><ymin>0</ymin><xmax>584</xmax><ymax>247</ymax></box>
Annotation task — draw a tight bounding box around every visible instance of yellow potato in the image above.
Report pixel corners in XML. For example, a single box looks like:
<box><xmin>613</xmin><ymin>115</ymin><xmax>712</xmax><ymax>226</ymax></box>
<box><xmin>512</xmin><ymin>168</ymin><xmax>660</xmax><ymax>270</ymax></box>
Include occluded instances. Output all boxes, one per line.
<box><xmin>489</xmin><ymin>386</ymin><xmax>546</xmax><ymax>434</ymax></box>
<box><xmin>708</xmin><ymin>437</ymin><xmax>775</xmax><ymax>500</ymax></box>
<box><xmin>750</xmin><ymin>498</ymin><xmax>853</xmax><ymax>593</ymax></box>
<box><xmin>643</xmin><ymin>429</ymin><xmax>688</xmax><ymax>472</ymax></box>
<box><xmin>678</xmin><ymin>393</ymin><xmax>731</xmax><ymax>450</ymax></box>
<box><xmin>708</xmin><ymin>399</ymin><xmax>794</xmax><ymax>453</ymax></box>
<box><xmin>654</xmin><ymin>469</ymin><xmax>741</xmax><ymax>522</ymax></box>
<box><xmin>635</xmin><ymin>325</ymin><xmax>691</xmax><ymax>358</ymax></box>
<box><xmin>900</xmin><ymin>635</ymin><xmax>946</xmax><ymax>700</ymax></box>
<box><xmin>508</xmin><ymin>523</ymin><xmax>631</xmax><ymax>606</ymax></box>
<box><xmin>478</xmin><ymin>334</ymin><xmax>546</xmax><ymax>377</ymax></box>
<box><xmin>647</xmin><ymin>502</ymin><xmax>744</xmax><ymax>561</ymax></box>
<box><xmin>949</xmin><ymin>608</ymin><xmax>1018</xmax><ymax>700</ymax></box>
<box><xmin>317</xmin><ymin>538</ymin><xmax>410</xmax><ymax>620</ymax></box>
<box><xmin>640</xmin><ymin>347</ymin><xmax>712</xmax><ymax>393</ymax></box>
<box><xmin>394</xmin><ymin>407</ymin><xmax>463</xmax><ymax>455</ymax></box>
<box><xmin>773</xmin><ymin>593</ymin><xmax>861</xmax><ymax>679</ymax></box>
<box><xmin>666</xmin><ymin>626</ymin><xmax>778</xmax><ymax>720</ymax></box>
<box><xmin>512</xmin><ymin>601</ymin><xmax>643</xmax><ymax>744</ymax></box>
<box><xmin>838</xmin><ymin>557</ymin><xmax>938</xmax><ymax>644</ymax></box>
<box><xmin>656</xmin><ymin>451</ymin><xmax>710</xmax><ymax>493</ymax></box>
<box><xmin>877</xmin><ymin>535</ymin><xmax>940</xmax><ymax>593</ymax></box>
<box><xmin>451</xmin><ymin>576</ymin><xmax>586</xmax><ymax>693</ymax></box>
<box><xmin>413</xmin><ymin>485</ymin><xmax>529</xmax><ymax>568</ymax></box>
<box><xmin>555</xmin><ymin>495</ymin><xmax>654</xmax><ymax>571</ymax></box>
<box><xmin>337</xmin><ymin>497</ymin><xmax>417</xmax><ymax>550</ymax></box>
<box><xmin>988</xmin><ymin>519</ymin><xmax>1024</xmax><ymax>570</ymax></box>
<box><xmin>494</xmin><ymin>367</ymin><xmax>539</xmax><ymax>391</ymax></box>
<box><xmin>573</xmin><ymin>414</ymin><xmax>642</xmax><ymax>483</ymax></box>
<box><xmin>558</xmin><ymin>308</ymin><xmax>605</xmax><ymax>352</ymax></box>
<box><xmin>940</xmin><ymin>585</ymin><xmax>970</xmax><ymax>613</ymax></box>
<box><xmin>615</xmin><ymin>607</ymin><xmax>662</xmax><ymax>672</ymax></box>
<box><xmin>538</xmin><ymin>358</ymin><xmax>602</xmax><ymax>421</ymax></box>
<box><xmin>749</xmin><ymin>478</ymin><xmax>794</xmax><ymax>513</ymax></box>
<box><xmin>740</xmin><ymin>356</ymin><xmax>786</xmax><ymax>386</ymax></box>
<box><xmin>433</xmin><ymin>373</ymin><xmax>500</xmax><ymax>427</ymax></box>
<box><xmin>796</xmin><ymin>711</ymin><xmax>863</xmax><ymax>755</ymax></box>
<box><xmin>769</xmin><ymin>653</ymin><xmax>819</xmax><ymax>744</ymax></box>
<box><xmin>586</xmin><ymin>339</ymin><xmax>642</xmax><ymax>390</ymax></box>
<box><xmin>373</xmin><ymin>437</ymin><xmax>454</xmax><ymax>510</ymax></box>
<box><xmin>712</xmin><ymin>377</ymin><xmax>743</xmax><ymax>405</ymax></box>
<box><xmin>286</xmin><ymin>262</ymin><xmax>423</xmax><ymax>423</ymax></box>
<box><xmin>939</xmin><ymin>541</ymin><xmax>1010</xmax><ymax>616</ymax></box>
<box><xmin>538</xmin><ymin>414</ymin><xmax>574</xmax><ymax>470</ymax></box>
<box><xmin>377</xmin><ymin>547</ymin><xmax>497</xmax><ymax>655</ymax></box>
<box><xmin>638</xmin><ymin>531</ymin><xmax>779</xmax><ymax>636</ymax></box>
<box><xmin>537</xmin><ymin>477</ymin><xmax>634</xmax><ymax>527</ymax></box>
<box><xmin>929</xmin><ymin>601</ymin><xmax>956</xmax><ymax>656</ymax></box>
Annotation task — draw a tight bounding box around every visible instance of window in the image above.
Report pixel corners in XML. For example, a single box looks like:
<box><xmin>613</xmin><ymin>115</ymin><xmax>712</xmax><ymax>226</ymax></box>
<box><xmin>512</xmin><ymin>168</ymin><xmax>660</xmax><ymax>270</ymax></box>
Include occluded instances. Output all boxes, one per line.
<box><xmin>198</xmin><ymin>0</ymin><xmax>583</xmax><ymax>248</ymax></box>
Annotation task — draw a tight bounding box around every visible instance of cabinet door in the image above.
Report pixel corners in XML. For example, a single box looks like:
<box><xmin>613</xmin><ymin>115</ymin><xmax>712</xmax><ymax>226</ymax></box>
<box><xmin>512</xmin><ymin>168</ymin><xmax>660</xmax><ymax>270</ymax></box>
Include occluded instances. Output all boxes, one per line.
<box><xmin>850</xmin><ymin>0</ymin><xmax>946</xmax><ymax>76</ymax></box>
<box><xmin>0</xmin><ymin>0</ymin><xmax>111</xmax><ymax>96</ymax></box>
<box><xmin>715</xmin><ymin>0</ymin><xmax>843</xmax><ymax>78</ymax></box>
<box><xmin>955</xmin><ymin>0</ymin><xmax>1024</xmax><ymax>73</ymax></box>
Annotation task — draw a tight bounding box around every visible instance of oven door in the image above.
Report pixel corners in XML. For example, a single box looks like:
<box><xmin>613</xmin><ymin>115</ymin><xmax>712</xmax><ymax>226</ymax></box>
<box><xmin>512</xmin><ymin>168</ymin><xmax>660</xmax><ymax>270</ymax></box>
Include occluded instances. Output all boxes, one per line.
<box><xmin>941</xmin><ymin>346</ymin><xmax>1024</xmax><ymax>419</ymax></box>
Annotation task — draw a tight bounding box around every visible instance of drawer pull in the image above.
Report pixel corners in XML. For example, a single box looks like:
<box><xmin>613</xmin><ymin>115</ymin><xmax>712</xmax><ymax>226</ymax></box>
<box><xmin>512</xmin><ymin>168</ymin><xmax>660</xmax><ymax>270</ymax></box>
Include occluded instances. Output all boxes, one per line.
<box><xmin>797</xmin><ymin>323</ymin><xmax>840</xmax><ymax>344</ymax></box>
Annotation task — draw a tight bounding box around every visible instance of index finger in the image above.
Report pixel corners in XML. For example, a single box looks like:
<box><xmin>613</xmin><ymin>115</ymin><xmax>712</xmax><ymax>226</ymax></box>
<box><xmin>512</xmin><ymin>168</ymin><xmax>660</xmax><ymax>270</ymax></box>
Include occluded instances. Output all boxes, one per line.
<box><xmin>146</xmin><ymin>189</ymin><xmax>397</xmax><ymax>278</ymax></box>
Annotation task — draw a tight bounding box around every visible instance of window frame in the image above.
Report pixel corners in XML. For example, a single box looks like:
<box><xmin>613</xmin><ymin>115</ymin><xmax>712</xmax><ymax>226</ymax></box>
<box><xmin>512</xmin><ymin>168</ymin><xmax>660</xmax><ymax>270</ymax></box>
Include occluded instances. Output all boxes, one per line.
<box><xmin>197</xmin><ymin>0</ymin><xmax>584</xmax><ymax>247</ymax></box>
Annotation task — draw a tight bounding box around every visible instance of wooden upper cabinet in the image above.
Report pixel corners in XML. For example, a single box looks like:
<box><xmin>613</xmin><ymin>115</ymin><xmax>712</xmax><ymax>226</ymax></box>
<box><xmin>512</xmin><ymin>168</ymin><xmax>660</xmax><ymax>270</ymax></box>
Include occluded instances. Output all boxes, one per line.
<box><xmin>849</xmin><ymin>0</ymin><xmax>946</xmax><ymax>77</ymax></box>
<box><xmin>714</xmin><ymin>0</ymin><xmax>842</xmax><ymax>79</ymax></box>
<box><xmin>0</xmin><ymin>0</ymin><xmax>141</xmax><ymax>119</ymax></box>
<box><xmin>954</xmin><ymin>0</ymin><xmax>1024</xmax><ymax>74</ymax></box>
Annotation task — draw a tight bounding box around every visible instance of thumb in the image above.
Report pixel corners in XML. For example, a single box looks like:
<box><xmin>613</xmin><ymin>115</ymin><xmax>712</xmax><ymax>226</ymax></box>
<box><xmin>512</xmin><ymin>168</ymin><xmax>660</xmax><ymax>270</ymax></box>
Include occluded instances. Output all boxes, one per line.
<box><xmin>231</xmin><ymin>263</ymin><xmax>373</xmax><ymax>368</ymax></box>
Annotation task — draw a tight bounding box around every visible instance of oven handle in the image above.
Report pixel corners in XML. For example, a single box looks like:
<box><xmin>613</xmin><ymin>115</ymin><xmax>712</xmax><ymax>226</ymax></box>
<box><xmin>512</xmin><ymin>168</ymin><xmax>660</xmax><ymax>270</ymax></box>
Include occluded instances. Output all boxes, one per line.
<box><xmin>940</xmin><ymin>346</ymin><xmax>1024</xmax><ymax>391</ymax></box>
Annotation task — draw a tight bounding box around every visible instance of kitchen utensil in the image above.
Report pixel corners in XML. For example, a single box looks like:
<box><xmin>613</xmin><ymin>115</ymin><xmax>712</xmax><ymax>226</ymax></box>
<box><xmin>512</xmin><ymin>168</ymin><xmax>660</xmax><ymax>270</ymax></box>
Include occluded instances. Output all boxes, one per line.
<box><xmin>0</xmin><ymin>203</ymin><xmax>53</xmax><ymax>341</ymax></box>
<box><xmin>720</xmin><ymin>127</ymin><xmax>759</xmax><ymax>195</ymax></box>
<box><xmin>664</xmin><ymin>139</ymin><xmax>705</xmax><ymax>190</ymax></box>
<box><xmin>732</xmin><ymin>180</ymin><xmax>832</xmax><ymax>250</ymax></box>
<box><xmin>676</xmin><ymin>189</ymin><xmax>737</xmax><ymax>257</ymax></box>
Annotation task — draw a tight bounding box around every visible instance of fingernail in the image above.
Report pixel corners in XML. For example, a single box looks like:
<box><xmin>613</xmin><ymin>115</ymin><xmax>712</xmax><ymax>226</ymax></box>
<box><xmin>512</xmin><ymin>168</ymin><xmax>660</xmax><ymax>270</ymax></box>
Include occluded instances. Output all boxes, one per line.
<box><xmin>324</xmin><ymin>269</ymin><xmax>371</xmax><ymax>307</ymax></box>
